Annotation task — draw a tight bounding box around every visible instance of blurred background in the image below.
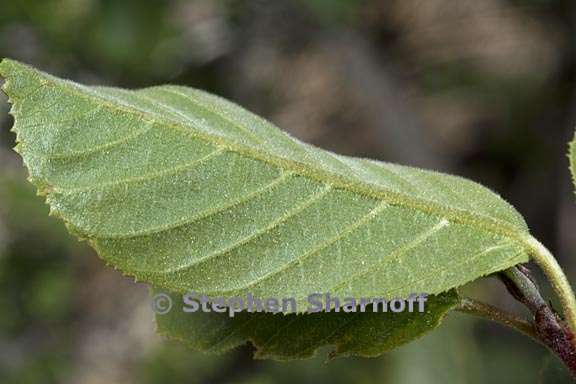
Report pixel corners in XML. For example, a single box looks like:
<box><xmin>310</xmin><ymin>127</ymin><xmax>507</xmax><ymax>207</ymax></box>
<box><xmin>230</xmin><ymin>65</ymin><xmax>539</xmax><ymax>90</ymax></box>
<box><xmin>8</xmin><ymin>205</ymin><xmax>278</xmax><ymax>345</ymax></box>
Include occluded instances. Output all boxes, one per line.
<box><xmin>1</xmin><ymin>0</ymin><xmax>576</xmax><ymax>383</ymax></box>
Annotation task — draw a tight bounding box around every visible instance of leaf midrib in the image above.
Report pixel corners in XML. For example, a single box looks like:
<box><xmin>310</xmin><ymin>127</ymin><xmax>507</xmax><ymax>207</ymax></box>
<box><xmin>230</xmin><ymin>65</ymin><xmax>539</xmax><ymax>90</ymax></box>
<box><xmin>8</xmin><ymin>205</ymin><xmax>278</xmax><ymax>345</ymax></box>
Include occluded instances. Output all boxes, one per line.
<box><xmin>5</xmin><ymin>61</ymin><xmax>534</xmax><ymax>256</ymax></box>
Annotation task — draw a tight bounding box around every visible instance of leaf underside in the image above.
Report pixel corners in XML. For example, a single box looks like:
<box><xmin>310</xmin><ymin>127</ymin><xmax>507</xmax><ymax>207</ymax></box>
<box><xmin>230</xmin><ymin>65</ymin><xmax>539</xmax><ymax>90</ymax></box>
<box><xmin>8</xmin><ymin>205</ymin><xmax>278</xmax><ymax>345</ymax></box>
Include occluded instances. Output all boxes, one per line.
<box><xmin>0</xmin><ymin>59</ymin><xmax>532</xmax><ymax>358</ymax></box>
<box><xmin>155</xmin><ymin>290</ymin><xmax>458</xmax><ymax>360</ymax></box>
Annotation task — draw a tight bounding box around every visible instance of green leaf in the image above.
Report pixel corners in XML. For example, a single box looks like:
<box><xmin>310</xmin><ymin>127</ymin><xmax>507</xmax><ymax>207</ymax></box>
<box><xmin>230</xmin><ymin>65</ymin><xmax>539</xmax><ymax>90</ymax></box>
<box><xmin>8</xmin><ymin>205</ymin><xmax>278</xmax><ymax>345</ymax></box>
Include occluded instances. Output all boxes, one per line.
<box><xmin>154</xmin><ymin>290</ymin><xmax>459</xmax><ymax>360</ymax></box>
<box><xmin>571</xmin><ymin>132</ymin><xmax>576</xmax><ymax>191</ymax></box>
<box><xmin>0</xmin><ymin>58</ymin><xmax>531</xmax><ymax>307</ymax></box>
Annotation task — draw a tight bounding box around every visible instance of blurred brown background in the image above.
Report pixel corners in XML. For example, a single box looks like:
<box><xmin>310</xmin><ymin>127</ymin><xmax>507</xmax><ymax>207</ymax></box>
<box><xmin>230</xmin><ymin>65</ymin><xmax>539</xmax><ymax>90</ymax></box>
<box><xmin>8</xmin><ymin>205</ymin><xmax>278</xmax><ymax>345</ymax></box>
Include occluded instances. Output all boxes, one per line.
<box><xmin>1</xmin><ymin>0</ymin><xmax>576</xmax><ymax>383</ymax></box>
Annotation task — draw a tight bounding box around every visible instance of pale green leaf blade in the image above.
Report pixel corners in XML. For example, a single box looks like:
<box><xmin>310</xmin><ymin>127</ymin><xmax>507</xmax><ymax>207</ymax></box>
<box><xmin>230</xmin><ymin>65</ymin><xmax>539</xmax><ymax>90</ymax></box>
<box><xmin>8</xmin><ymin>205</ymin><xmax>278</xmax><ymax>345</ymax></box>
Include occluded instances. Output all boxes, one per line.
<box><xmin>571</xmin><ymin>131</ymin><xmax>576</xmax><ymax>191</ymax></box>
<box><xmin>154</xmin><ymin>290</ymin><xmax>459</xmax><ymax>360</ymax></box>
<box><xmin>0</xmin><ymin>59</ymin><xmax>531</xmax><ymax>308</ymax></box>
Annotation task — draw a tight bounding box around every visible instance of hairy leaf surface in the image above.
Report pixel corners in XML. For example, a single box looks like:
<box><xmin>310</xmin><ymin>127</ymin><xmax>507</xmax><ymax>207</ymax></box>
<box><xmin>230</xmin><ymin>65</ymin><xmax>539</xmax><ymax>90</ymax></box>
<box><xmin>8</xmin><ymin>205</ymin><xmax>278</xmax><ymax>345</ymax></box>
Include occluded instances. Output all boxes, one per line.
<box><xmin>154</xmin><ymin>290</ymin><xmax>458</xmax><ymax>360</ymax></box>
<box><xmin>0</xmin><ymin>59</ymin><xmax>532</xmax><ymax>309</ymax></box>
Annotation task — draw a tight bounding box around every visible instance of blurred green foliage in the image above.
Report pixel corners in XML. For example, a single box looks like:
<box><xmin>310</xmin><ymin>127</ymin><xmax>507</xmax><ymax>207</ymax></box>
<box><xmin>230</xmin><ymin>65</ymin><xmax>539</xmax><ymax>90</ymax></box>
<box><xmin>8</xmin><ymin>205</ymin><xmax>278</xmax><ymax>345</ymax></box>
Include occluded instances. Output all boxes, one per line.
<box><xmin>0</xmin><ymin>173</ymin><xmax>76</xmax><ymax>382</ymax></box>
<box><xmin>297</xmin><ymin>0</ymin><xmax>367</xmax><ymax>24</ymax></box>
